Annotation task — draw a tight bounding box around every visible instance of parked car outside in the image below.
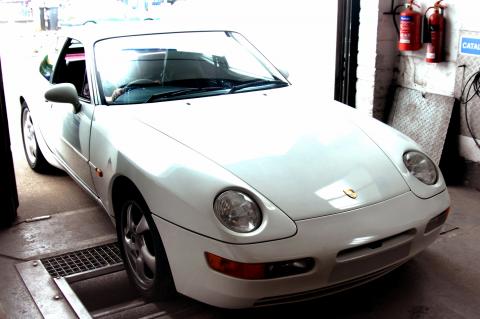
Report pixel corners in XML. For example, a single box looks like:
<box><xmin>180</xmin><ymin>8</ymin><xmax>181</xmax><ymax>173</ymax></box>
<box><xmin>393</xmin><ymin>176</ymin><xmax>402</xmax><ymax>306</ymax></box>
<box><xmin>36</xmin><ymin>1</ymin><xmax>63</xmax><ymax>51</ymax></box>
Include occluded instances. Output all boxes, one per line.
<box><xmin>19</xmin><ymin>23</ymin><xmax>450</xmax><ymax>308</ymax></box>
<box><xmin>58</xmin><ymin>0</ymin><xmax>155</xmax><ymax>27</ymax></box>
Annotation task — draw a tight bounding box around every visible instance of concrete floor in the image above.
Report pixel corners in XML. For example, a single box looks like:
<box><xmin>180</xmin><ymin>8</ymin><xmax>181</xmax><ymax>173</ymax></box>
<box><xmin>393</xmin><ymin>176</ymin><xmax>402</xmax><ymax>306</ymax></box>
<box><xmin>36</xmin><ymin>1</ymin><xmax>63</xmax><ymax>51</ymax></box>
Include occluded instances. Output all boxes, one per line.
<box><xmin>1</xmin><ymin>23</ymin><xmax>480</xmax><ymax>319</ymax></box>
<box><xmin>1</xmin><ymin>171</ymin><xmax>480</xmax><ymax>318</ymax></box>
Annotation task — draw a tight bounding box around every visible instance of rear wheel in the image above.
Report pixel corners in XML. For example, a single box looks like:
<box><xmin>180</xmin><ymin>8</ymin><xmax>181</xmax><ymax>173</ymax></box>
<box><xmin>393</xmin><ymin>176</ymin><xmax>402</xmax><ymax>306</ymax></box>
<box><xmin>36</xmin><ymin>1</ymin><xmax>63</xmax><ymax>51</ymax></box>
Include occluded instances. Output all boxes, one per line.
<box><xmin>21</xmin><ymin>102</ymin><xmax>52</xmax><ymax>172</ymax></box>
<box><xmin>117</xmin><ymin>195</ymin><xmax>176</xmax><ymax>300</ymax></box>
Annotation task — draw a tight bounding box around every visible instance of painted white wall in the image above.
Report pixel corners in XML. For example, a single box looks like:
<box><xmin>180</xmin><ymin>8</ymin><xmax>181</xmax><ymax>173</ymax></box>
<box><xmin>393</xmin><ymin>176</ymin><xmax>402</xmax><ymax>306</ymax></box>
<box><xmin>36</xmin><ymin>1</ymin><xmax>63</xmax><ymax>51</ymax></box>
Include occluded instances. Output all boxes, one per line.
<box><xmin>161</xmin><ymin>0</ymin><xmax>338</xmax><ymax>98</ymax></box>
<box><xmin>358</xmin><ymin>0</ymin><xmax>480</xmax><ymax>163</ymax></box>
<box><xmin>397</xmin><ymin>0</ymin><xmax>480</xmax><ymax>163</ymax></box>
<box><xmin>394</xmin><ymin>0</ymin><xmax>480</xmax><ymax>95</ymax></box>
<box><xmin>356</xmin><ymin>0</ymin><xmax>394</xmax><ymax>118</ymax></box>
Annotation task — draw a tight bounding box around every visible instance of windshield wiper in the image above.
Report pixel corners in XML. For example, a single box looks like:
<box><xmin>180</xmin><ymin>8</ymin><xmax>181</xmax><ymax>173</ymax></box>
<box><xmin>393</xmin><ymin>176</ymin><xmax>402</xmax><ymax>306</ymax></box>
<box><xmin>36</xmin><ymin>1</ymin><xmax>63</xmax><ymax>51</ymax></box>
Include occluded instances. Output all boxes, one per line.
<box><xmin>146</xmin><ymin>86</ymin><xmax>228</xmax><ymax>103</ymax></box>
<box><xmin>113</xmin><ymin>81</ymin><xmax>163</xmax><ymax>99</ymax></box>
<box><xmin>228</xmin><ymin>79</ymin><xmax>288</xmax><ymax>94</ymax></box>
<box><xmin>120</xmin><ymin>80</ymin><xmax>164</xmax><ymax>91</ymax></box>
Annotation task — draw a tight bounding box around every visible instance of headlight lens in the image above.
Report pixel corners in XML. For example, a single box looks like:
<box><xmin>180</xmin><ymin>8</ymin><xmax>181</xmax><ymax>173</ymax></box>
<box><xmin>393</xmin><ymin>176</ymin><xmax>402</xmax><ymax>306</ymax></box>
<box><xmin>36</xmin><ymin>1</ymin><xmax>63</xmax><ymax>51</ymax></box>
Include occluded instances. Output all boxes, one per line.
<box><xmin>403</xmin><ymin>151</ymin><xmax>438</xmax><ymax>185</ymax></box>
<box><xmin>213</xmin><ymin>190</ymin><xmax>262</xmax><ymax>233</ymax></box>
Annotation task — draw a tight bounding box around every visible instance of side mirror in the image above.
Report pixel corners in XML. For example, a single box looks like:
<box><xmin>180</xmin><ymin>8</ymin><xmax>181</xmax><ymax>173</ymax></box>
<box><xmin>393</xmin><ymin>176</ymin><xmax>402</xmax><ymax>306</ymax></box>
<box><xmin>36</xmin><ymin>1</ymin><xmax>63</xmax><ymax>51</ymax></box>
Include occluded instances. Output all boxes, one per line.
<box><xmin>45</xmin><ymin>83</ymin><xmax>82</xmax><ymax>113</ymax></box>
<box><xmin>278</xmin><ymin>68</ymin><xmax>290</xmax><ymax>80</ymax></box>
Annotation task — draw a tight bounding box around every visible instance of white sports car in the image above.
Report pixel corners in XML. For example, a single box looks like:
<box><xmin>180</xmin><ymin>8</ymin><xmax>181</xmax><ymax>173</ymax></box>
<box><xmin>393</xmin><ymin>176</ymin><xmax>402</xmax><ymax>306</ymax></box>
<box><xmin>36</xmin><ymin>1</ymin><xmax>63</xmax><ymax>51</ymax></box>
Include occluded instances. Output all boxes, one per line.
<box><xmin>20</xmin><ymin>24</ymin><xmax>450</xmax><ymax>308</ymax></box>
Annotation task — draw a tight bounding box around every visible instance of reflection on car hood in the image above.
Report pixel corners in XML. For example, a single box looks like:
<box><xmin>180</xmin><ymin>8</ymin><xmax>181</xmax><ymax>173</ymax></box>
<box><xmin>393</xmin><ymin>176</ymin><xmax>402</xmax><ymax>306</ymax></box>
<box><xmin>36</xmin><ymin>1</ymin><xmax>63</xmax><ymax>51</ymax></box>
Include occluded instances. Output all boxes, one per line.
<box><xmin>132</xmin><ymin>88</ymin><xmax>410</xmax><ymax>220</ymax></box>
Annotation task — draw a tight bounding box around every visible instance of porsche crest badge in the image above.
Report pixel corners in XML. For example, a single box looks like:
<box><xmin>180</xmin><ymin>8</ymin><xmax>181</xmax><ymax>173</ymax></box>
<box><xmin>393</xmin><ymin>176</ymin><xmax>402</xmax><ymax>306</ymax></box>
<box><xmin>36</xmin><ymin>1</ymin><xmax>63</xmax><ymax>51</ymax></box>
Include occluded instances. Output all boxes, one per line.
<box><xmin>343</xmin><ymin>188</ymin><xmax>358</xmax><ymax>199</ymax></box>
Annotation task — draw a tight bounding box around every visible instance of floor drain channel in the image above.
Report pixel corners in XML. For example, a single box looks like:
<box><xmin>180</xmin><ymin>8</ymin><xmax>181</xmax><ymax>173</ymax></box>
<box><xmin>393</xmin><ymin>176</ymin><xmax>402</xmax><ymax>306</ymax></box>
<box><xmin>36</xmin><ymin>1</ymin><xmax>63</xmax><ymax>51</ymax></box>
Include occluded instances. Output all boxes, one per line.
<box><xmin>41</xmin><ymin>243</ymin><xmax>122</xmax><ymax>277</ymax></box>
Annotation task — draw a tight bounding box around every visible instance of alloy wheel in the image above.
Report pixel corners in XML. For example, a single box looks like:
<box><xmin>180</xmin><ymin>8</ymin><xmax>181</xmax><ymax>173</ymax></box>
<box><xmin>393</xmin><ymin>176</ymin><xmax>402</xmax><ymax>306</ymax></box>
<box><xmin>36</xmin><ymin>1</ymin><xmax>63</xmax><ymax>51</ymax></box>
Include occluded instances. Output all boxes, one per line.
<box><xmin>122</xmin><ymin>201</ymin><xmax>157</xmax><ymax>288</ymax></box>
<box><xmin>22</xmin><ymin>108</ymin><xmax>38</xmax><ymax>166</ymax></box>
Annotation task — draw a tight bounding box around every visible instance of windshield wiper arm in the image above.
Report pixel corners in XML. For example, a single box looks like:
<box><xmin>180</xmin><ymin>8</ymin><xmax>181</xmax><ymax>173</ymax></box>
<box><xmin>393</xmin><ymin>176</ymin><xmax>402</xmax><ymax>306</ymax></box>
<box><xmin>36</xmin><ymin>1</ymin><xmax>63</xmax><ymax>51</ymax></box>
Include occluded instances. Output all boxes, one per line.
<box><xmin>146</xmin><ymin>86</ymin><xmax>227</xmax><ymax>103</ymax></box>
<box><xmin>229</xmin><ymin>79</ymin><xmax>288</xmax><ymax>94</ymax></box>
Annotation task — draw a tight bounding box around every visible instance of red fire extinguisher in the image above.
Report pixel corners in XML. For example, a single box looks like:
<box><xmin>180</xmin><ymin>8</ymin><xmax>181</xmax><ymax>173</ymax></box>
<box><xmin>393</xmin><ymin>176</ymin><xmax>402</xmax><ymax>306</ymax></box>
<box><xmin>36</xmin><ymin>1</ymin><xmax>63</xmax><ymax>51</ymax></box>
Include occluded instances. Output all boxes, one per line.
<box><xmin>398</xmin><ymin>0</ymin><xmax>423</xmax><ymax>51</ymax></box>
<box><xmin>425</xmin><ymin>1</ymin><xmax>447</xmax><ymax>63</ymax></box>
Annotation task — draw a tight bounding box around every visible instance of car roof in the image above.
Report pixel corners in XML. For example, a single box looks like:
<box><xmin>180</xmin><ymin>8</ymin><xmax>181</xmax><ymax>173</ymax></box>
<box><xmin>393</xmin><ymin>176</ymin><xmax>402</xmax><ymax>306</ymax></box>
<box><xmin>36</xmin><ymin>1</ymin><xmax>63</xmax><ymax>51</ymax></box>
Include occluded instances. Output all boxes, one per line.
<box><xmin>62</xmin><ymin>21</ymin><xmax>234</xmax><ymax>47</ymax></box>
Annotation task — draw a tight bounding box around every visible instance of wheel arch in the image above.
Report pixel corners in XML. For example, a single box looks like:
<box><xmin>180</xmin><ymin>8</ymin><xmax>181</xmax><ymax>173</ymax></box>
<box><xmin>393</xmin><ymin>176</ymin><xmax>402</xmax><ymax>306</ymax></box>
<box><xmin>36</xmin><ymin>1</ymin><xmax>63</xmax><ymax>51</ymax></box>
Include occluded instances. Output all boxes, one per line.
<box><xmin>20</xmin><ymin>97</ymin><xmax>30</xmax><ymax>117</ymax></box>
<box><xmin>111</xmin><ymin>175</ymin><xmax>146</xmax><ymax>220</ymax></box>
<box><xmin>111</xmin><ymin>174</ymin><xmax>177</xmax><ymax>298</ymax></box>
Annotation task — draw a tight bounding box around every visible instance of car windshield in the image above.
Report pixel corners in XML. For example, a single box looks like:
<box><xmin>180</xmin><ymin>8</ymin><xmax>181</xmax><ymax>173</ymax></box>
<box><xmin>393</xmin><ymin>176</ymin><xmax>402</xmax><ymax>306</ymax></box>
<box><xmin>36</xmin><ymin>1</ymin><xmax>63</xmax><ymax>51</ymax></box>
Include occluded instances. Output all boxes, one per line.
<box><xmin>94</xmin><ymin>31</ymin><xmax>288</xmax><ymax>105</ymax></box>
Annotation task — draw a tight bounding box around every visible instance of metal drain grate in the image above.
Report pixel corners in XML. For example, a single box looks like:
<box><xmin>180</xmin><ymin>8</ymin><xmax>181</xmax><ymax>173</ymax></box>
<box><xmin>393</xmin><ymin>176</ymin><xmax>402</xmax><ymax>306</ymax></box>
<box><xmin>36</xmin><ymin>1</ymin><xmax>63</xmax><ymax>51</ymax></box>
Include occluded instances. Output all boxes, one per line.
<box><xmin>41</xmin><ymin>243</ymin><xmax>123</xmax><ymax>277</ymax></box>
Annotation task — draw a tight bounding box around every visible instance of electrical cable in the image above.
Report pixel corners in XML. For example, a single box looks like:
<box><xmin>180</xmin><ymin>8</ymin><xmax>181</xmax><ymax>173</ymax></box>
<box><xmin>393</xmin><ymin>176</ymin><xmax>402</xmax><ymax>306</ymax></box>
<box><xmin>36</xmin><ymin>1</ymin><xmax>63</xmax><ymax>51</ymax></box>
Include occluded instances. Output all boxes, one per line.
<box><xmin>460</xmin><ymin>68</ymin><xmax>480</xmax><ymax>151</ymax></box>
<box><xmin>392</xmin><ymin>4</ymin><xmax>404</xmax><ymax>37</ymax></box>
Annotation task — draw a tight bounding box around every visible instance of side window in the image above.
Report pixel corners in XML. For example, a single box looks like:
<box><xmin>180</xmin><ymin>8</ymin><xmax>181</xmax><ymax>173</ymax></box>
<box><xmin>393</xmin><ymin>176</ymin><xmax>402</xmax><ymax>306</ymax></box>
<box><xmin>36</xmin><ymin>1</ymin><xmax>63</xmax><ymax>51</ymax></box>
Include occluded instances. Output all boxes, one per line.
<box><xmin>51</xmin><ymin>39</ymin><xmax>90</xmax><ymax>102</ymax></box>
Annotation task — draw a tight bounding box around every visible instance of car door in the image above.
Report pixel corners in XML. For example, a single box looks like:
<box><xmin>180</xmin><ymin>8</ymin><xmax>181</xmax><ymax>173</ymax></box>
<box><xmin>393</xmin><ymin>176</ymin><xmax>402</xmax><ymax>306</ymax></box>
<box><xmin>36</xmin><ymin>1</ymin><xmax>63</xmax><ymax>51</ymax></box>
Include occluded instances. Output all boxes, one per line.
<box><xmin>36</xmin><ymin>36</ymin><xmax>65</xmax><ymax>148</ymax></box>
<box><xmin>47</xmin><ymin>38</ymin><xmax>97</xmax><ymax>194</ymax></box>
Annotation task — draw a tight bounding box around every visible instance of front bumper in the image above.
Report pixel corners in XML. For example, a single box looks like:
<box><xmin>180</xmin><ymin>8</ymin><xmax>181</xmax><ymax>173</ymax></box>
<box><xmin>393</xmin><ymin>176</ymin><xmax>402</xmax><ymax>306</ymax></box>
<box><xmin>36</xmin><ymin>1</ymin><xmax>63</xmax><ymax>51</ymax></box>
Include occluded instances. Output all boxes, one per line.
<box><xmin>152</xmin><ymin>189</ymin><xmax>450</xmax><ymax>309</ymax></box>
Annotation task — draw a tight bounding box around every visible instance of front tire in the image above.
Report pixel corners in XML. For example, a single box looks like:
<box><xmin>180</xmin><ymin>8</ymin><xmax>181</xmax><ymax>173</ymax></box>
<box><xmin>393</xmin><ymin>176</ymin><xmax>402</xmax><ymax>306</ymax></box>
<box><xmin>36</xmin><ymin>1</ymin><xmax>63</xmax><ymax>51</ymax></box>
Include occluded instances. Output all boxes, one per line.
<box><xmin>21</xmin><ymin>102</ymin><xmax>51</xmax><ymax>173</ymax></box>
<box><xmin>117</xmin><ymin>195</ymin><xmax>176</xmax><ymax>300</ymax></box>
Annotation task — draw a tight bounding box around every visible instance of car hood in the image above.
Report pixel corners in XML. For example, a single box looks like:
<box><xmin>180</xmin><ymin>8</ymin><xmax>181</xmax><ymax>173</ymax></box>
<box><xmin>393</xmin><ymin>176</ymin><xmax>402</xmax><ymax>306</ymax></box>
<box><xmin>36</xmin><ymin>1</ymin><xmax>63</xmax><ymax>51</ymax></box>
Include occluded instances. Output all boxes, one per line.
<box><xmin>131</xmin><ymin>88</ymin><xmax>410</xmax><ymax>220</ymax></box>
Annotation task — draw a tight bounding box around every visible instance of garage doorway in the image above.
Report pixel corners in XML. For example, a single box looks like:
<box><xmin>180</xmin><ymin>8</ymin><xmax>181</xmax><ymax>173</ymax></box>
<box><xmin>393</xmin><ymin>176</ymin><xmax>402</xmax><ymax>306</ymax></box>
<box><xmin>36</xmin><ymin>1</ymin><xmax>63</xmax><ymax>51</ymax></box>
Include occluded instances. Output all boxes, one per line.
<box><xmin>335</xmin><ymin>0</ymin><xmax>360</xmax><ymax>107</ymax></box>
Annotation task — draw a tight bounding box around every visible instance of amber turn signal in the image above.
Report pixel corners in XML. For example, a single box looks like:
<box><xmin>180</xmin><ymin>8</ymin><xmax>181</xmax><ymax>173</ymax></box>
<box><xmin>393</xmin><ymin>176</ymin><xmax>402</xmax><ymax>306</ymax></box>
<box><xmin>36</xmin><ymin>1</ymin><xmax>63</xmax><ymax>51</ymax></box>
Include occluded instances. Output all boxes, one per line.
<box><xmin>205</xmin><ymin>252</ymin><xmax>265</xmax><ymax>279</ymax></box>
<box><xmin>205</xmin><ymin>252</ymin><xmax>314</xmax><ymax>280</ymax></box>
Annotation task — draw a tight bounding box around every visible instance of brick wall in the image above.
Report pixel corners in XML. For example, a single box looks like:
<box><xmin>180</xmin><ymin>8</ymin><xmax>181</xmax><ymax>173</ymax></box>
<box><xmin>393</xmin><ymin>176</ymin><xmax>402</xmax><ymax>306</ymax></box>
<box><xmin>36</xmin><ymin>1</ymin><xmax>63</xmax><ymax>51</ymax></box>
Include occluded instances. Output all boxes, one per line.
<box><xmin>356</xmin><ymin>0</ymin><xmax>398</xmax><ymax>120</ymax></box>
